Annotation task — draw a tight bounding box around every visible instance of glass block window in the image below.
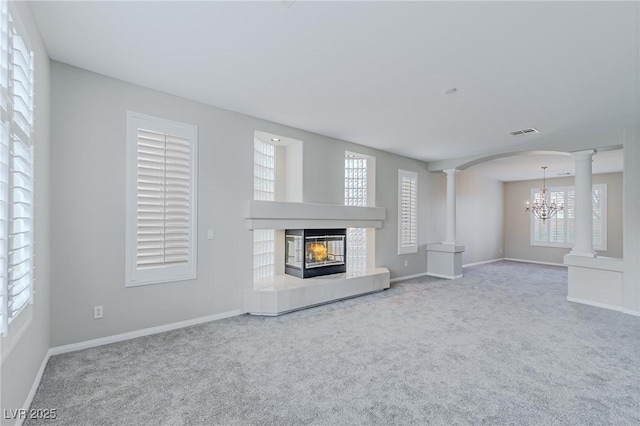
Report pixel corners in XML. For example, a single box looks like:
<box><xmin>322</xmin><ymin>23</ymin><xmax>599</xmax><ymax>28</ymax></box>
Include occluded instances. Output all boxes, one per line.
<box><xmin>253</xmin><ymin>138</ymin><xmax>275</xmax><ymax>281</ymax></box>
<box><xmin>345</xmin><ymin>155</ymin><xmax>367</xmax><ymax>274</ymax></box>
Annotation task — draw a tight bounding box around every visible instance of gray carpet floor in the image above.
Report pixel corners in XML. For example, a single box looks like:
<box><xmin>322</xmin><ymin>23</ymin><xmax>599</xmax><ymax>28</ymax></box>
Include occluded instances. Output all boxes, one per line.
<box><xmin>27</xmin><ymin>261</ymin><xmax>640</xmax><ymax>425</ymax></box>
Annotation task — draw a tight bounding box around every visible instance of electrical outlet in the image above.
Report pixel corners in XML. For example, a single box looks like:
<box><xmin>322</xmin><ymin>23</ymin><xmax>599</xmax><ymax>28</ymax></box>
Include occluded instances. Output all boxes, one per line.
<box><xmin>404</xmin><ymin>260</ymin><xmax>408</xmax><ymax>267</ymax></box>
<box><xmin>207</xmin><ymin>229</ymin><xmax>214</xmax><ymax>240</ymax></box>
<box><xmin>93</xmin><ymin>305</ymin><xmax>104</xmax><ymax>319</ymax></box>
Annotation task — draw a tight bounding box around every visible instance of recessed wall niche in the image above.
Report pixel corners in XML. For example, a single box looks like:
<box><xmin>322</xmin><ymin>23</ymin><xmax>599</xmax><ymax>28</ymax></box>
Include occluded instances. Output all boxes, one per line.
<box><xmin>253</xmin><ymin>131</ymin><xmax>303</xmax><ymax>281</ymax></box>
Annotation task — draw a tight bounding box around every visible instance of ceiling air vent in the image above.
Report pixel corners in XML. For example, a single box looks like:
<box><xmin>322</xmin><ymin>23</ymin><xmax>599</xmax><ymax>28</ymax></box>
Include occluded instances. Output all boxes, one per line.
<box><xmin>510</xmin><ymin>127</ymin><xmax>539</xmax><ymax>136</ymax></box>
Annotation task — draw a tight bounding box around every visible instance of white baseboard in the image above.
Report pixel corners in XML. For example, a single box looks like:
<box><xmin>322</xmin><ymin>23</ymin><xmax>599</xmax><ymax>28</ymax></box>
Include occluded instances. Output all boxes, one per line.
<box><xmin>17</xmin><ymin>309</ymin><xmax>242</xmax><ymax>426</ymax></box>
<box><xmin>568</xmin><ymin>298</ymin><xmax>640</xmax><ymax>317</ymax></box>
<box><xmin>391</xmin><ymin>258</ymin><xmax>561</xmax><ymax>281</ymax></box>
<box><xmin>390</xmin><ymin>272</ymin><xmax>430</xmax><ymax>283</ymax></box>
<box><xmin>17</xmin><ymin>348</ymin><xmax>53</xmax><ymax>426</ymax></box>
<box><xmin>566</xmin><ymin>297</ymin><xmax>624</xmax><ymax>312</ymax></box>
<box><xmin>503</xmin><ymin>258</ymin><xmax>567</xmax><ymax>267</ymax></box>
<box><xmin>392</xmin><ymin>259</ymin><xmax>506</xmax><ymax>282</ymax></box>
<box><xmin>463</xmin><ymin>258</ymin><xmax>504</xmax><ymax>268</ymax></box>
<box><xmin>49</xmin><ymin>309</ymin><xmax>242</xmax><ymax>356</ymax></box>
<box><xmin>427</xmin><ymin>272</ymin><xmax>463</xmax><ymax>280</ymax></box>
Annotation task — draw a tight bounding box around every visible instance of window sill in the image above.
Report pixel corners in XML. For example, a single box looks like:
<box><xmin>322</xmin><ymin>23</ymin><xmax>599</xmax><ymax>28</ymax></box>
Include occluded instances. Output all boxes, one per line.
<box><xmin>1</xmin><ymin>304</ymin><xmax>33</xmax><ymax>364</ymax></box>
<box><xmin>126</xmin><ymin>271</ymin><xmax>197</xmax><ymax>288</ymax></box>
<box><xmin>530</xmin><ymin>242</ymin><xmax>607</xmax><ymax>251</ymax></box>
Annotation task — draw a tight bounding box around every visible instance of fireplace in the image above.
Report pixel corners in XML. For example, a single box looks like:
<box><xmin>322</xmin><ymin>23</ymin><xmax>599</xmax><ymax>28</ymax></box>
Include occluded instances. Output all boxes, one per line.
<box><xmin>285</xmin><ymin>229</ymin><xmax>347</xmax><ymax>278</ymax></box>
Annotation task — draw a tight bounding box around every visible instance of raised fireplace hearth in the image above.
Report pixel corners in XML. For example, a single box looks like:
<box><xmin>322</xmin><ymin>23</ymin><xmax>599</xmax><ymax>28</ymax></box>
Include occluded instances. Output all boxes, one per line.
<box><xmin>285</xmin><ymin>229</ymin><xmax>347</xmax><ymax>278</ymax></box>
<box><xmin>244</xmin><ymin>201</ymin><xmax>389</xmax><ymax>315</ymax></box>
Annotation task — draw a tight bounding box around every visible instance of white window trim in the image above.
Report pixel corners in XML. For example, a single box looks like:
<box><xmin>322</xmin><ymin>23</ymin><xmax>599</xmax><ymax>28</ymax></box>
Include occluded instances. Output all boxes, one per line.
<box><xmin>398</xmin><ymin>169</ymin><xmax>418</xmax><ymax>255</ymax></box>
<box><xmin>125</xmin><ymin>111</ymin><xmax>198</xmax><ymax>287</ymax></box>
<box><xmin>529</xmin><ymin>183</ymin><xmax>607</xmax><ymax>251</ymax></box>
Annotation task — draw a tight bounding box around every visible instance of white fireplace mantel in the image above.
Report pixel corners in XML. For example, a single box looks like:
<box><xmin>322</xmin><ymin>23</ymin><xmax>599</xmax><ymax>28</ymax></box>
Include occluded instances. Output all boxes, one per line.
<box><xmin>244</xmin><ymin>200</ymin><xmax>390</xmax><ymax>315</ymax></box>
<box><xmin>245</xmin><ymin>200</ymin><xmax>386</xmax><ymax>230</ymax></box>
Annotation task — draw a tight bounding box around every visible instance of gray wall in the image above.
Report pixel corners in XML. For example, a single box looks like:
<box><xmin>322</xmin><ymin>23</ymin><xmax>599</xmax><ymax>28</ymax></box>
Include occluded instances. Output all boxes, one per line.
<box><xmin>1</xmin><ymin>2</ymin><xmax>51</xmax><ymax>422</ymax></box>
<box><xmin>622</xmin><ymin>129</ymin><xmax>640</xmax><ymax>313</ymax></box>
<box><xmin>504</xmin><ymin>172</ymin><xmax>623</xmax><ymax>264</ymax></box>
<box><xmin>424</xmin><ymin>169</ymin><xmax>505</xmax><ymax>266</ymax></box>
<box><xmin>457</xmin><ymin>170</ymin><xmax>505</xmax><ymax>265</ymax></box>
<box><xmin>49</xmin><ymin>62</ymin><xmax>433</xmax><ymax>347</ymax></box>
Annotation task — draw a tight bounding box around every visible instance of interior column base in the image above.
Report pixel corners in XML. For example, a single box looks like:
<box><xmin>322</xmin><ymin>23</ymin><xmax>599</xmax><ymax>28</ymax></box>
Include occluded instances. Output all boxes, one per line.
<box><xmin>426</xmin><ymin>243</ymin><xmax>465</xmax><ymax>279</ymax></box>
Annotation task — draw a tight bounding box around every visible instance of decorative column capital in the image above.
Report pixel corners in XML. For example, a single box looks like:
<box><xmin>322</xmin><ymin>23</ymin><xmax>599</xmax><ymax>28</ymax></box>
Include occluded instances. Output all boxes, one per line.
<box><xmin>571</xmin><ymin>149</ymin><xmax>597</xmax><ymax>161</ymax></box>
<box><xmin>443</xmin><ymin>168</ymin><xmax>460</xmax><ymax>176</ymax></box>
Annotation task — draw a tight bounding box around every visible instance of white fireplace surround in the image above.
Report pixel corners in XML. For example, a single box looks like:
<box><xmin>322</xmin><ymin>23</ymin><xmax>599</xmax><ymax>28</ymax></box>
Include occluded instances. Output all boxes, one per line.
<box><xmin>244</xmin><ymin>200</ymin><xmax>390</xmax><ymax>315</ymax></box>
<box><xmin>245</xmin><ymin>200</ymin><xmax>386</xmax><ymax>230</ymax></box>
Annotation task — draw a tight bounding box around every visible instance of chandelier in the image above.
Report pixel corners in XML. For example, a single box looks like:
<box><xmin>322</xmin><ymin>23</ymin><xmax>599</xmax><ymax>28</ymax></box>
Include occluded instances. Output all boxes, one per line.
<box><xmin>525</xmin><ymin>166</ymin><xmax>563</xmax><ymax>222</ymax></box>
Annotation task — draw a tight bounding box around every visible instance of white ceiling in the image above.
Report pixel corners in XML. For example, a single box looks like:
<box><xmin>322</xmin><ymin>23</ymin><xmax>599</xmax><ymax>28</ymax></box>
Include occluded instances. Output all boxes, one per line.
<box><xmin>29</xmin><ymin>1</ymin><xmax>639</xmax><ymax>164</ymax></box>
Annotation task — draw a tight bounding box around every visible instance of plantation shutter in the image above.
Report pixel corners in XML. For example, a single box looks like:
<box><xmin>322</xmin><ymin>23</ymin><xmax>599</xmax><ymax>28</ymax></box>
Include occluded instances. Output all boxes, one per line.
<box><xmin>6</xmin><ymin>17</ymin><xmax>33</xmax><ymax>323</ymax></box>
<box><xmin>566</xmin><ymin>190</ymin><xmax>576</xmax><ymax>244</ymax></box>
<box><xmin>136</xmin><ymin>129</ymin><xmax>191</xmax><ymax>268</ymax></box>
<box><xmin>126</xmin><ymin>112</ymin><xmax>197</xmax><ymax>287</ymax></box>
<box><xmin>591</xmin><ymin>185</ymin><xmax>605</xmax><ymax>248</ymax></box>
<box><xmin>0</xmin><ymin>0</ymin><xmax>7</xmax><ymax>118</ymax></box>
<box><xmin>0</xmin><ymin>0</ymin><xmax>8</xmax><ymax>333</ymax></box>
<box><xmin>531</xmin><ymin>190</ymin><xmax>546</xmax><ymax>243</ymax></box>
<box><xmin>548</xmin><ymin>191</ymin><xmax>565</xmax><ymax>243</ymax></box>
<box><xmin>531</xmin><ymin>185</ymin><xmax>605</xmax><ymax>251</ymax></box>
<box><xmin>8</xmin><ymin>135</ymin><xmax>32</xmax><ymax>320</ymax></box>
<box><xmin>398</xmin><ymin>169</ymin><xmax>417</xmax><ymax>254</ymax></box>
<box><xmin>0</xmin><ymin>127</ymin><xmax>6</xmax><ymax>334</ymax></box>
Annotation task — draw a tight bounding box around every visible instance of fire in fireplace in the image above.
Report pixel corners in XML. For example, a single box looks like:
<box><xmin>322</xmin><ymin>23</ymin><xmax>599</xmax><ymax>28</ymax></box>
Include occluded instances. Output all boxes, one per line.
<box><xmin>285</xmin><ymin>229</ymin><xmax>347</xmax><ymax>278</ymax></box>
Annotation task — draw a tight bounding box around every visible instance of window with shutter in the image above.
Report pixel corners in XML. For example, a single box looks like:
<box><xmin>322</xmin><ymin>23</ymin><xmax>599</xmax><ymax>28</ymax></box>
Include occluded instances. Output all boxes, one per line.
<box><xmin>398</xmin><ymin>169</ymin><xmax>418</xmax><ymax>255</ymax></box>
<box><xmin>530</xmin><ymin>184</ymin><xmax>606</xmax><ymax>251</ymax></box>
<box><xmin>0</xmin><ymin>0</ymin><xmax>8</xmax><ymax>334</ymax></box>
<box><xmin>126</xmin><ymin>112</ymin><xmax>197</xmax><ymax>287</ymax></box>
<box><xmin>0</xmin><ymin>4</ymin><xmax>34</xmax><ymax>335</ymax></box>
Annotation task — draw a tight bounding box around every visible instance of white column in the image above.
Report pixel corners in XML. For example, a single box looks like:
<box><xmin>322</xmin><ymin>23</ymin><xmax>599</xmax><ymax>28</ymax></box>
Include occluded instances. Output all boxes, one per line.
<box><xmin>443</xmin><ymin>168</ymin><xmax>459</xmax><ymax>245</ymax></box>
<box><xmin>570</xmin><ymin>150</ymin><xmax>597</xmax><ymax>257</ymax></box>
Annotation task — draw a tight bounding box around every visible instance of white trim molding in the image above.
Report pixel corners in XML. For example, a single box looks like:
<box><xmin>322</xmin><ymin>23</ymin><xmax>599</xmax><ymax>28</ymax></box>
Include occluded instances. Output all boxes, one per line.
<box><xmin>17</xmin><ymin>309</ymin><xmax>243</xmax><ymax>426</ymax></box>
<box><xmin>245</xmin><ymin>200</ymin><xmax>385</xmax><ymax>230</ymax></box>
<box><xmin>17</xmin><ymin>349</ymin><xmax>52</xmax><ymax>426</ymax></box>
<box><xmin>427</xmin><ymin>272</ymin><xmax>463</xmax><ymax>280</ymax></box>
<box><xmin>49</xmin><ymin>310</ymin><xmax>242</xmax><ymax>356</ymax></box>
<box><xmin>503</xmin><ymin>258</ymin><xmax>567</xmax><ymax>267</ymax></box>
<box><xmin>567</xmin><ymin>297</ymin><xmax>625</xmax><ymax>313</ymax></box>
<box><xmin>390</xmin><ymin>272</ymin><xmax>430</xmax><ymax>283</ymax></box>
<box><xmin>462</xmin><ymin>258</ymin><xmax>504</xmax><ymax>268</ymax></box>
